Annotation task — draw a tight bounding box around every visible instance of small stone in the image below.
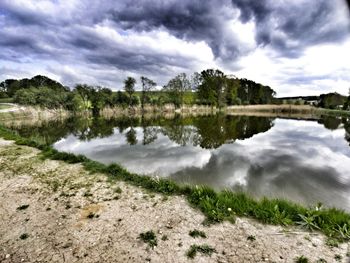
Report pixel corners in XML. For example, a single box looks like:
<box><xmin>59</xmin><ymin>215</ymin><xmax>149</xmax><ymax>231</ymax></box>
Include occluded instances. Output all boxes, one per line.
<box><xmin>5</xmin><ymin>254</ymin><xmax>10</xmax><ymax>259</ymax></box>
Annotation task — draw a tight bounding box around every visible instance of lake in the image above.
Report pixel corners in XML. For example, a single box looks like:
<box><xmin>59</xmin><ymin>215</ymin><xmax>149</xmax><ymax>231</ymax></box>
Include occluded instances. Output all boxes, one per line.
<box><xmin>6</xmin><ymin>114</ymin><xmax>350</xmax><ymax>211</ymax></box>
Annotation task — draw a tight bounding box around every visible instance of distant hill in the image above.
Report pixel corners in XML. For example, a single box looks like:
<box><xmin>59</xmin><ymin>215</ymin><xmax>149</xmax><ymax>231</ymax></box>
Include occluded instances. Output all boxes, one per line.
<box><xmin>0</xmin><ymin>75</ymin><xmax>68</xmax><ymax>97</ymax></box>
<box><xmin>277</xmin><ymin>95</ymin><xmax>319</xmax><ymax>101</ymax></box>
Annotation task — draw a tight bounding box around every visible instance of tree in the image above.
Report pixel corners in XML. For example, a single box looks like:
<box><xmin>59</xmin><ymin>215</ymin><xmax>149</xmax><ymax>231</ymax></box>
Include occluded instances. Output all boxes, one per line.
<box><xmin>319</xmin><ymin>92</ymin><xmax>347</xmax><ymax>109</ymax></box>
<box><xmin>225</xmin><ymin>77</ymin><xmax>240</xmax><ymax>105</ymax></box>
<box><xmin>163</xmin><ymin>73</ymin><xmax>191</xmax><ymax>108</ymax></box>
<box><xmin>343</xmin><ymin>88</ymin><xmax>350</xmax><ymax>111</ymax></box>
<box><xmin>126</xmin><ymin>127</ymin><xmax>138</xmax><ymax>145</ymax></box>
<box><xmin>0</xmin><ymin>75</ymin><xmax>68</xmax><ymax>97</ymax></box>
<box><xmin>124</xmin><ymin>77</ymin><xmax>136</xmax><ymax>105</ymax></box>
<box><xmin>197</xmin><ymin>69</ymin><xmax>226</xmax><ymax>107</ymax></box>
<box><xmin>190</xmin><ymin>72</ymin><xmax>202</xmax><ymax>91</ymax></box>
<box><xmin>140</xmin><ymin>76</ymin><xmax>156</xmax><ymax>111</ymax></box>
<box><xmin>73</xmin><ymin>84</ymin><xmax>95</xmax><ymax>112</ymax></box>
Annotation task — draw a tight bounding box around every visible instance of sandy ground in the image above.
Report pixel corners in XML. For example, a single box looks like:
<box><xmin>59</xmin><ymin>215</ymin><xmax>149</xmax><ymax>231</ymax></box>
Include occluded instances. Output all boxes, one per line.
<box><xmin>0</xmin><ymin>139</ymin><xmax>349</xmax><ymax>263</ymax></box>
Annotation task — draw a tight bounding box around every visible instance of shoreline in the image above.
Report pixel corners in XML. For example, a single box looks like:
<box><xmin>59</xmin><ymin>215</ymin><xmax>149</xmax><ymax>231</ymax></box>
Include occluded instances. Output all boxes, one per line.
<box><xmin>0</xmin><ymin>104</ymin><xmax>349</xmax><ymax>122</ymax></box>
<box><xmin>0</xmin><ymin>138</ymin><xmax>348</xmax><ymax>262</ymax></box>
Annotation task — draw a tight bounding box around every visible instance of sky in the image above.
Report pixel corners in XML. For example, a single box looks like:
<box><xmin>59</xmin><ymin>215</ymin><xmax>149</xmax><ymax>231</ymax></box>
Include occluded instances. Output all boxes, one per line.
<box><xmin>0</xmin><ymin>0</ymin><xmax>350</xmax><ymax>96</ymax></box>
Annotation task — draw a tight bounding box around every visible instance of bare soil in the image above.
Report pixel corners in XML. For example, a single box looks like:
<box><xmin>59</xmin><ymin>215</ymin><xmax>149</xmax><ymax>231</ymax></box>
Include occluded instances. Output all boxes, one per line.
<box><xmin>0</xmin><ymin>139</ymin><xmax>349</xmax><ymax>263</ymax></box>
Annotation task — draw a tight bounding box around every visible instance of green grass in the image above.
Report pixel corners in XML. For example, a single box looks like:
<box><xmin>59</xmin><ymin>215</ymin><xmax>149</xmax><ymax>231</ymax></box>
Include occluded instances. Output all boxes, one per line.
<box><xmin>335</xmin><ymin>254</ymin><xmax>342</xmax><ymax>262</ymax></box>
<box><xmin>247</xmin><ymin>235</ymin><xmax>256</xmax><ymax>241</ymax></box>
<box><xmin>16</xmin><ymin>204</ymin><xmax>29</xmax><ymax>211</ymax></box>
<box><xmin>139</xmin><ymin>230</ymin><xmax>157</xmax><ymax>249</ymax></box>
<box><xmin>316</xmin><ymin>108</ymin><xmax>350</xmax><ymax>117</ymax></box>
<box><xmin>186</xmin><ymin>244</ymin><xmax>216</xmax><ymax>259</ymax></box>
<box><xmin>0</xmin><ymin>98</ymin><xmax>14</xmax><ymax>103</ymax></box>
<box><xmin>1</xmin><ymin>124</ymin><xmax>350</xmax><ymax>242</ymax></box>
<box><xmin>0</xmin><ymin>105</ymin><xmax>11</xmax><ymax>110</ymax></box>
<box><xmin>295</xmin><ymin>255</ymin><xmax>308</xmax><ymax>263</ymax></box>
<box><xmin>189</xmin><ymin>229</ymin><xmax>207</xmax><ymax>238</ymax></box>
<box><xmin>19</xmin><ymin>233</ymin><xmax>29</xmax><ymax>240</ymax></box>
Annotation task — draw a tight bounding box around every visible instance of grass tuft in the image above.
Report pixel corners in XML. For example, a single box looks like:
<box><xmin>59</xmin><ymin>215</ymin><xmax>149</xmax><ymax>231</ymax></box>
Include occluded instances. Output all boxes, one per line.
<box><xmin>139</xmin><ymin>230</ymin><xmax>157</xmax><ymax>249</ymax></box>
<box><xmin>189</xmin><ymin>229</ymin><xmax>207</xmax><ymax>238</ymax></box>
<box><xmin>186</xmin><ymin>244</ymin><xmax>216</xmax><ymax>259</ymax></box>
<box><xmin>247</xmin><ymin>235</ymin><xmax>256</xmax><ymax>241</ymax></box>
<box><xmin>16</xmin><ymin>204</ymin><xmax>29</xmax><ymax>211</ymax></box>
<box><xmin>334</xmin><ymin>254</ymin><xmax>342</xmax><ymax>262</ymax></box>
<box><xmin>19</xmin><ymin>233</ymin><xmax>29</xmax><ymax>240</ymax></box>
<box><xmin>295</xmin><ymin>255</ymin><xmax>308</xmax><ymax>263</ymax></box>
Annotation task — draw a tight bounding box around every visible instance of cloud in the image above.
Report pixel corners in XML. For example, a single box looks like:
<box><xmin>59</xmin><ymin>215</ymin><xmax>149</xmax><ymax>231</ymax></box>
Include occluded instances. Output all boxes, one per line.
<box><xmin>0</xmin><ymin>0</ymin><xmax>349</xmax><ymax>95</ymax></box>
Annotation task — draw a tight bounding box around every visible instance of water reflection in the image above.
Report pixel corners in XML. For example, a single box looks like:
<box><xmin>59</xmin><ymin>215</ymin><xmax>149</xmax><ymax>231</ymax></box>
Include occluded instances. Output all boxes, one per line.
<box><xmin>3</xmin><ymin>114</ymin><xmax>350</xmax><ymax>211</ymax></box>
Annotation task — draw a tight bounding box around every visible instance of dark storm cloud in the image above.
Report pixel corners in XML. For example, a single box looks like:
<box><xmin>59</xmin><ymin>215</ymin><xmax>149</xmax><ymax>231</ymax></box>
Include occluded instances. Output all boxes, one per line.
<box><xmin>107</xmin><ymin>0</ymin><xmax>350</xmax><ymax>58</ymax></box>
<box><xmin>0</xmin><ymin>0</ymin><xmax>349</xmax><ymax>90</ymax></box>
<box><xmin>232</xmin><ymin>0</ymin><xmax>349</xmax><ymax>57</ymax></box>
<box><xmin>107</xmin><ymin>0</ymin><xmax>242</xmax><ymax>60</ymax></box>
<box><xmin>1</xmin><ymin>0</ymin><xmax>349</xmax><ymax>62</ymax></box>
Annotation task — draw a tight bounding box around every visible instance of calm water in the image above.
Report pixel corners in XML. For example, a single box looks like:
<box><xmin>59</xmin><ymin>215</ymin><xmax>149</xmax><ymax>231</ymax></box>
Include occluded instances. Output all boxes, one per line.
<box><xmin>7</xmin><ymin>114</ymin><xmax>350</xmax><ymax>211</ymax></box>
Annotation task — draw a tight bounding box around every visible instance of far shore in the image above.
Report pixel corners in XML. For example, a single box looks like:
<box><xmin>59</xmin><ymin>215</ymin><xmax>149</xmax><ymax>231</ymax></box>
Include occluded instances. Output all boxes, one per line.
<box><xmin>0</xmin><ymin>103</ymin><xmax>349</xmax><ymax>123</ymax></box>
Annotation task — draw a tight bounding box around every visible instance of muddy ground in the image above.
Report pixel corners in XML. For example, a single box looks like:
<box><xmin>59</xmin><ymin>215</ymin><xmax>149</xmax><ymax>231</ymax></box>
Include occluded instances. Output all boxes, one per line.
<box><xmin>0</xmin><ymin>139</ymin><xmax>349</xmax><ymax>263</ymax></box>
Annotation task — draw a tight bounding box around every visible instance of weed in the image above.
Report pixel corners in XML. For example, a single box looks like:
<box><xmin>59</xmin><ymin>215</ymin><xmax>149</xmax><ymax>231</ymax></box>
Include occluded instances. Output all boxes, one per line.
<box><xmin>83</xmin><ymin>191</ymin><xmax>93</xmax><ymax>197</ymax></box>
<box><xmin>87</xmin><ymin>212</ymin><xmax>97</xmax><ymax>219</ymax></box>
<box><xmin>189</xmin><ymin>229</ymin><xmax>207</xmax><ymax>238</ymax></box>
<box><xmin>297</xmin><ymin>213</ymin><xmax>320</xmax><ymax>231</ymax></box>
<box><xmin>139</xmin><ymin>231</ymin><xmax>157</xmax><ymax>249</ymax></box>
<box><xmin>335</xmin><ymin>254</ymin><xmax>342</xmax><ymax>262</ymax></box>
<box><xmin>16</xmin><ymin>204</ymin><xmax>29</xmax><ymax>211</ymax></box>
<box><xmin>304</xmin><ymin>235</ymin><xmax>311</xmax><ymax>242</ymax></box>
<box><xmin>186</xmin><ymin>244</ymin><xmax>216</xmax><ymax>259</ymax></box>
<box><xmin>19</xmin><ymin>233</ymin><xmax>29</xmax><ymax>240</ymax></box>
<box><xmin>113</xmin><ymin>187</ymin><xmax>122</xmax><ymax>194</ymax></box>
<box><xmin>295</xmin><ymin>255</ymin><xmax>308</xmax><ymax>263</ymax></box>
<box><xmin>335</xmin><ymin>223</ymin><xmax>350</xmax><ymax>239</ymax></box>
<box><xmin>325</xmin><ymin>238</ymin><xmax>339</xmax><ymax>248</ymax></box>
<box><xmin>316</xmin><ymin>259</ymin><xmax>327</xmax><ymax>263</ymax></box>
<box><xmin>161</xmin><ymin>235</ymin><xmax>168</xmax><ymax>241</ymax></box>
<box><xmin>247</xmin><ymin>235</ymin><xmax>256</xmax><ymax>241</ymax></box>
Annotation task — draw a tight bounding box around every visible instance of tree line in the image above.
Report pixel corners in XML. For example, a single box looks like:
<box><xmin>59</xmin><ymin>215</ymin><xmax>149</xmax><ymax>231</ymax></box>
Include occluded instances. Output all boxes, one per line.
<box><xmin>0</xmin><ymin>70</ymin><xmax>276</xmax><ymax>113</ymax></box>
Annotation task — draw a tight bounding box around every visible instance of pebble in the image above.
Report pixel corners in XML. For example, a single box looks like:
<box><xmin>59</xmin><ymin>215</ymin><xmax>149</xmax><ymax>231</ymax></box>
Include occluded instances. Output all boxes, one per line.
<box><xmin>5</xmin><ymin>254</ymin><xmax>10</xmax><ymax>259</ymax></box>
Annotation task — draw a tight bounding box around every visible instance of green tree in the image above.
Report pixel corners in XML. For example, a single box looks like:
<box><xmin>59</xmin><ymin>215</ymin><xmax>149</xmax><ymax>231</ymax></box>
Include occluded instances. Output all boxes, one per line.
<box><xmin>343</xmin><ymin>88</ymin><xmax>350</xmax><ymax>111</ymax></box>
<box><xmin>13</xmin><ymin>87</ymin><xmax>37</xmax><ymax>105</ymax></box>
<box><xmin>124</xmin><ymin>77</ymin><xmax>136</xmax><ymax>105</ymax></box>
<box><xmin>319</xmin><ymin>92</ymin><xmax>347</xmax><ymax>109</ymax></box>
<box><xmin>197</xmin><ymin>69</ymin><xmax>226</xmax><ymax>107</ymax></box>
<box><xmin>73</xmin><ymin>84</ymin><xmax>95</xmax><ymax>112</ymax></box>
<box><xmin>140</xmin><ymin>76</ymin><xmax>156</xmax><ymax>110</ymax></box>
<box><xmin>163</xmin><ymin>73</ymin><xmax>191</xmax><ymax>108</ymax></box>
<box><xmin>126</xmin><ymin>127</ymin><xmax>138</xmax><ymax>145</ymax></box>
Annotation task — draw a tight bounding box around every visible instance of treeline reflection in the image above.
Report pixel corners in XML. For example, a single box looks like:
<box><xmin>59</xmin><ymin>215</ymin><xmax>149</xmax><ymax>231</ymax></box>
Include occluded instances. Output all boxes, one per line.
<box><xmin>6</xmin><ymin>114</ymin><xmax>350</xmax><ymax>149</ymax></box>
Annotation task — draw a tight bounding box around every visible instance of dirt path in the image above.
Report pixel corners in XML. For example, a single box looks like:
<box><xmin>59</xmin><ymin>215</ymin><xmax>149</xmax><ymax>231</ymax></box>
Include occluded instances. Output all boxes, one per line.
<box><xmin>0</xmin><ymin>139</ymin><xmax>349</xmax><ymax>263</ymax></box>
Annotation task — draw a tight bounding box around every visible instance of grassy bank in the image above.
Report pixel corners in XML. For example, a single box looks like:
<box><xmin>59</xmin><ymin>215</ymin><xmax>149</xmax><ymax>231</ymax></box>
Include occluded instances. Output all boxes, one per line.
<box><xmin>316</xmin><ymin>108</ymin><xmax>350</xmax><ymax>117</ymax></box>
<box><xmin>0</xmin><ymin>124</ymin><xmax>350</xmax><ymax>242</ymax></box>
<box><xmin>0</xmin><ymin>104</ymin><xmax>12</xmax><ymax>110</ymax></box>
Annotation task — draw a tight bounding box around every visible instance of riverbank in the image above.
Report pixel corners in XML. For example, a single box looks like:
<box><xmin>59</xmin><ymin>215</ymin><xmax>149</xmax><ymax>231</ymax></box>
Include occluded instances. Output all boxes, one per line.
<box><xmin>0</xmin><ymin>105</ymin><xmax>70</xmax><ymax>122</ymax></box>
<box><xmin>0</xmin><ymin>104</ymin><xmax>349</xmax><ymax>122</ymax></box>
<box><xmin>0</xmin><ymin>139</ymin><xmax>348</xmax><ymax>262</ymax></box>
<box><xmin>100</xmin><ymin>104</ymin><xmax>350</xmax><ymax>119</ymax></box>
